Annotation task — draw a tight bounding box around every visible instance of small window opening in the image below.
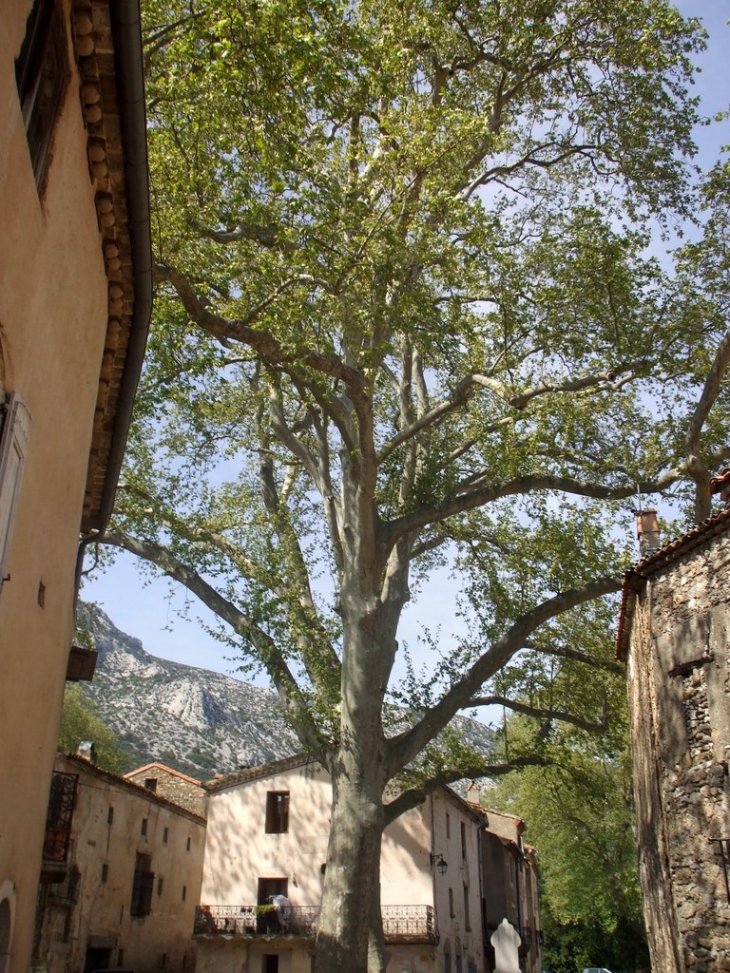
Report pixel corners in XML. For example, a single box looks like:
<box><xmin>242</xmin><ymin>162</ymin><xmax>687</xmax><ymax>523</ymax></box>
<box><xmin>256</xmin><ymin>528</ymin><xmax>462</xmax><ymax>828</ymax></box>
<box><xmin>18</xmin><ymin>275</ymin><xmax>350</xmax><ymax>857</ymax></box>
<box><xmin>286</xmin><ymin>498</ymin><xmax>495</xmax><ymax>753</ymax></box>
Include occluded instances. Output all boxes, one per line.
<box><xmin>265</xmin><ymin>792</ymin><xmax>289</xmax><ymax>833</ymax></box>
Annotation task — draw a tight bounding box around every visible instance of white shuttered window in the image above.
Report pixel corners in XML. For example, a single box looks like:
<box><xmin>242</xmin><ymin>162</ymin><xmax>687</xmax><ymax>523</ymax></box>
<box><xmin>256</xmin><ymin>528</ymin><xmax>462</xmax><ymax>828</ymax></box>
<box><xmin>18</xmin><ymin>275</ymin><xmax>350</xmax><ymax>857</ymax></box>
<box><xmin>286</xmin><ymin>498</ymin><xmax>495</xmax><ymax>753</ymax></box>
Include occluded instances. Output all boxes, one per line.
<box><xmin>0</xmin><ymin>392</ymin><xmax>31</xmax><ymax>589</ymax></box>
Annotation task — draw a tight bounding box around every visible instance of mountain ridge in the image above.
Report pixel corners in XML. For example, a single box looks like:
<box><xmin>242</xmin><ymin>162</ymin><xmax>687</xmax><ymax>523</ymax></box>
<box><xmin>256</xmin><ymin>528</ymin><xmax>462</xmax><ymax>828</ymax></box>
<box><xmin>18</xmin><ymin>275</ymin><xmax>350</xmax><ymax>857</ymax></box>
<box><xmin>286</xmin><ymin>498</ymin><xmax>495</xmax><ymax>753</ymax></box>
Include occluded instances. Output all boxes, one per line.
<box><xmin>76</xmin><ymin>601</ymin><xmax>494</xmax><ymax>779</ymax></box>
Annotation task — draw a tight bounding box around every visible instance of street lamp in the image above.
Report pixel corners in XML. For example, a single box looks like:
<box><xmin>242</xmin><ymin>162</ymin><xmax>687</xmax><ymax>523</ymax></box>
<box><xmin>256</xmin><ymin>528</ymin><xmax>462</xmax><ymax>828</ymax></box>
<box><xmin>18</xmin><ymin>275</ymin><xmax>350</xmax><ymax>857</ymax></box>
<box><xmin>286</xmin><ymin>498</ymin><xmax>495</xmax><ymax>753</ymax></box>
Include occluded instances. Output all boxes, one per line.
<box><xmin>430</xmin><ymin>853</ymin><xmax>448</xmax><ymax>876</ymax></box>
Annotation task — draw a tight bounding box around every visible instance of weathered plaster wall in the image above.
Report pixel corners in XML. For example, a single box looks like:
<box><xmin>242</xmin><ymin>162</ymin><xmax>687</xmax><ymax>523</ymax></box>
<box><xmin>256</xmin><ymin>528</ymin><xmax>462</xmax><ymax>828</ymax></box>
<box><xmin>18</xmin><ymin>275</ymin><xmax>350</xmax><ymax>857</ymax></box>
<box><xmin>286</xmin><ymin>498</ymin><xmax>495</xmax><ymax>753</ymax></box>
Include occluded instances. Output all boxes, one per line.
<box><xmin>0</xmin><ymin>4</ymin><xmax>111</xmax><ymax>971</ymax></box>
<box><xmin>198</xmin><ymin>762</ymin><xmax>485</xmax><ymax>973</ymax></box>
<box><xmin>627</xmin><ymin>530</ymin><xmax>730</xmax><ymax>973</ymax></box>
<box><xmin>35</xmin><ymin>754</ymin><xmax>207</xmax><ymax>973</ymax></box>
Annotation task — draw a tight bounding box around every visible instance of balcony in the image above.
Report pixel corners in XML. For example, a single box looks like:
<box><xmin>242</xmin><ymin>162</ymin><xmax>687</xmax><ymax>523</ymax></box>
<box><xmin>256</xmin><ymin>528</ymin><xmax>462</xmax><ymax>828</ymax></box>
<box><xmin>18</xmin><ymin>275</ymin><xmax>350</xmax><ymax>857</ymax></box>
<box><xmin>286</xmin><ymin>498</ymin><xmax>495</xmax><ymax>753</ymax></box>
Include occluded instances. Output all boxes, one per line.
<box><xmin>195</xmin><ymin>904</ymin><xmax>439</xmax><ymax>945</ymax></box>
<box><xmin>40</xmin><ymin>772</ymin><xmax>78</xmax><ymax>883</ymax></box>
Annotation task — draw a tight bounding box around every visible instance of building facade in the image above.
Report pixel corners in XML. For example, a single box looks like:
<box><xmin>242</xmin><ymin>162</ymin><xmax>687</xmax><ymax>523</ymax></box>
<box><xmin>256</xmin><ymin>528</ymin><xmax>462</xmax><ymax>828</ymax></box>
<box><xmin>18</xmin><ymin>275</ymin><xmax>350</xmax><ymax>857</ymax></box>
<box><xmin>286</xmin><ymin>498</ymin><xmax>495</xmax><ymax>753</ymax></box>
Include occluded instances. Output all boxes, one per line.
<box><xmin>34</xmin><ymin>752</ymin><xmax>207</xmax><ymax>973</ymax></box>
<box><xmin>125</xmin><ymin>764</ymin><xmax>209</xmax><ymax>819</ymax></box>
<box><xmin>474</xmin><ymin>807</ymin><xmax>541</xmax><ymax>973</ymax></box>
<box><xmin>617</xmin><ymin>505</ymin><xmax>730</xmax><ymax>973</ymax></box>
<box><xmin>195</xmin><ymin>755</ymin><xmax>486</xmax><ymax>973</ymax></box>
<box><xmin>0</xmin><ymin>2</ymin><xmax>149</xmax><ymax>971</ymax></box>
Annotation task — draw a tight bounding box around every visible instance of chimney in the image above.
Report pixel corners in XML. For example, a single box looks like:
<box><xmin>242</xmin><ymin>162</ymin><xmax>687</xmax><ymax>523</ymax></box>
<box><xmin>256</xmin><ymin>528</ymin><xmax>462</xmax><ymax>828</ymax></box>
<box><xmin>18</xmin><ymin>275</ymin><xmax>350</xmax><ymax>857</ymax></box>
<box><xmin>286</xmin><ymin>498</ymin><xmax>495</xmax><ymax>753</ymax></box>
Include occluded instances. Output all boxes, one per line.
<box><xmin>635</xmin><ymin>509</ymin><xmax>660</xmax><ymax>557</ymax></box>
<box><xmin>77</xmin><ymin>741</ymin><xmax>97</xmax><ymax>764</ymax></box>
<box><xmin>710</xmin><ymin>468</ymin><xmax>730</xmax><ymax>506</ymax></box>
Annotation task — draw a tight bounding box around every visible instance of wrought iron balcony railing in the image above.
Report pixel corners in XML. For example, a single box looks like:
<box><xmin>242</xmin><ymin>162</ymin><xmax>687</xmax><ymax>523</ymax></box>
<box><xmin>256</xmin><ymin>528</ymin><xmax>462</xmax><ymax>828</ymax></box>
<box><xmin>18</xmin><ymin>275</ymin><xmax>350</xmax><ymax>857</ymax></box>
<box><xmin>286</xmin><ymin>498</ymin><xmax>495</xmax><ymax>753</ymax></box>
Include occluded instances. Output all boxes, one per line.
<box><xmin>195</xmin><ymin>904</ymin><xmax>438</xmax><ymax>944</ymax></box>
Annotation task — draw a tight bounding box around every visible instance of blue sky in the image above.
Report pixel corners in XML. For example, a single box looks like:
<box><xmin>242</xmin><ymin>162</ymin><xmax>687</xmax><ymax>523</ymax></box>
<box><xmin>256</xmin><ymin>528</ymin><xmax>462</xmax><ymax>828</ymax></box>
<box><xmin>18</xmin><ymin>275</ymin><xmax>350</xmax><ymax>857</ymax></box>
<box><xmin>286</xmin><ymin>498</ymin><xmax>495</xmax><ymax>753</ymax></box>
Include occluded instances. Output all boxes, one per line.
<box><xmin>83</xmin><ymin>1</ymin><xmax>730</xmax><ymax>689</ymax></box>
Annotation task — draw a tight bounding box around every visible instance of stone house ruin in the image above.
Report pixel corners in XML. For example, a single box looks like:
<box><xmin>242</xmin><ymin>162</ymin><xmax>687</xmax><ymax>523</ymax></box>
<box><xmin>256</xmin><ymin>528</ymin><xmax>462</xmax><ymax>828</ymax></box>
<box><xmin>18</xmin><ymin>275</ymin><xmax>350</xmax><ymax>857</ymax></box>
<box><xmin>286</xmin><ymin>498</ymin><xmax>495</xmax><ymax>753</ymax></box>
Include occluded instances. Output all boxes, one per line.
<box><xmin>617</xmin><ymin>503</ymin><xmax>730</xmax><ymax>973</ymax></box>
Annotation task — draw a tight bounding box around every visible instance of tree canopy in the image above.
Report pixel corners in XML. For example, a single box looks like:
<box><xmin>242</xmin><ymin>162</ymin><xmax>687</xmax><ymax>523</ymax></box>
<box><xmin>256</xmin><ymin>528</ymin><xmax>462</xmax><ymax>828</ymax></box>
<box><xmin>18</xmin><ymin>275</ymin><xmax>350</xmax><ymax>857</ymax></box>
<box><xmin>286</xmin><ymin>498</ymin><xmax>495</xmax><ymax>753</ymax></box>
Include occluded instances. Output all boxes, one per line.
<box><xmin>59</xmin><ymin>686</ymin><xmax>126</xmax><ymax>775</ymax></box>
<box><xmin>488</xmin><ymin>707</ymin><xmax>649</xmax><ymax>973</ymax></box>
<box><xmin>94</xmin><ymin>2</ymin><xmax>730</xmax><ymax>969</ymax></box>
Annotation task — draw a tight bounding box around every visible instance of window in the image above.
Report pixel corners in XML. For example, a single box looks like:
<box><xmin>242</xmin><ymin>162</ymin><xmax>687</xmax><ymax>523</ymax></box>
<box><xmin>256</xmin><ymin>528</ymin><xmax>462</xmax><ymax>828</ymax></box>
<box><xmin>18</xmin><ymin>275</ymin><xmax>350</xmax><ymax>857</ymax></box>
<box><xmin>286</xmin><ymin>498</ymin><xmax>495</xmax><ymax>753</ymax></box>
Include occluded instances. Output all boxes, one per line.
<box><xmin>0</xmin><ymin>394</ymin><xmax>30</xmax><ymax>593</ymax></box>
<box><xmin>443</xmin><ymin>951</ymin><xmax>451</xmax><ymax>973</ymax></box>
<box><xmin>0</xmin><ymin>897</ymin><xmax>12</xmax><ymax>973</ymax></box>
<box><xmin>101</xmin><ymin>864</ymin><xmax>108</xmax><ymax>884</ymax></box>
<box><xmin>117</xmin><ymin>951</ymin><xmax>124</xmax><ymax>967</ymax></box>
<box><xmin>455</xmin><ymin>955</ymin><xmax>462</xmax><ymax>973</ymax></box>
<box><xmin>157</xmin><ymin>877</ymin><xmax>164</xmax><ymax>896</ymax></box>
<box><xmin>14</xmin><ymin>0</ymin><xmax>70</xmax><ymax>188</ymax></box>
<box><xmin>445</xmin><ymin>812</ymin><xmax>451</xmax><ymax>839</ymax></box>
<box><xmin>463</xmin><ymin>886</ymin><xmax>471</xmax><ymax>930</ymax></box>
<box><xmin>263</xmin><ymin>956</ymin><xmax>279</xmax><ymax>973</ymax></box>
<box><xmin>107</xmin><ymin>807</ymin><xmax>114</xmax><ymax>825</ymax></box>
<box><xmin>141</xmin><ymin>818</ymin><xmax>148</xmax><ymax>836</ymax></box>
<box><xmin>130</xmin><ymin>853</ymin><xmax>154</xmax><ymax>917</ymax></box>
<box><xmin>144</xmin><ymin>778</ymin><xmax>157</xmax><ymax>792</ymax></box>
<box><xmin>448</xmin><ymin>887</ymin><xmax>454</xmax><ymax>918</ymax></box>
<box><xmin>163</xmin><ymin>827</ymin><xmax>168</xmax><ymax>844</ymax></box>
<box><xmin>182</xmin><ymin>886</ymin><xmax>187</xmax><ymax>902</ymax></box>
<box><xmin>257</xmin><ymin>877</ymin><xmax>288</xmax><ymax>905</ymax></box>
<box><xmin>186</xmin><ymin>836</ymin><xmax>191</xmax><ymax>851</ymax></box>
<box><xmin>265</xmin><ymin>792</ymin><xmax>289</xmax><ymax>833</ymax></box>
<box><xmin>461</xmin><ymin>822</ymin><xmax>466</xmax><ymax>860</ymax></box>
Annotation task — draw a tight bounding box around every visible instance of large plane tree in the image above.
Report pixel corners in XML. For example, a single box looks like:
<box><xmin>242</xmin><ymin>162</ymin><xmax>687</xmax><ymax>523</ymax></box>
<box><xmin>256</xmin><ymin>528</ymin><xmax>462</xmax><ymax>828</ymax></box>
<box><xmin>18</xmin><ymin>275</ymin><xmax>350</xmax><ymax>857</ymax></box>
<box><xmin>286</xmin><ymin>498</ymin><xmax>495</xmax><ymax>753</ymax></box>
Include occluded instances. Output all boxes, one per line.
<box><xmin>97</xmin><ymin>2</ymin><xmax>729</xmax><ymax>969</ymax></box>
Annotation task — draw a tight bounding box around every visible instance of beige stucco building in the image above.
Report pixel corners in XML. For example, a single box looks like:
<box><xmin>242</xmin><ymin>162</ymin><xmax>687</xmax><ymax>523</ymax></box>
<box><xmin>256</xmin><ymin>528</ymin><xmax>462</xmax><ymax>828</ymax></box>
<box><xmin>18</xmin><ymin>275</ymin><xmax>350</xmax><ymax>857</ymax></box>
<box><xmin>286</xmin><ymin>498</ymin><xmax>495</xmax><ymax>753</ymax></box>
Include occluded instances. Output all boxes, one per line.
<box><xmin>617</xmin><ymin>505</ymin><xmax>730</xmax><ymax>973</ymax></box>
<box><xmin>34</xmin><ymin>751</ymin><xmax>206</xmax><ymax>973</ymax></box>
<box><xmin>0</xmin><ymin>2</ymin><xmax>150</xmax><ymax>971</ymax></box>
<box><xmin>195</xmin><ymin>754</ymin><xmax>487</xmax><ymax>973</ymax></box>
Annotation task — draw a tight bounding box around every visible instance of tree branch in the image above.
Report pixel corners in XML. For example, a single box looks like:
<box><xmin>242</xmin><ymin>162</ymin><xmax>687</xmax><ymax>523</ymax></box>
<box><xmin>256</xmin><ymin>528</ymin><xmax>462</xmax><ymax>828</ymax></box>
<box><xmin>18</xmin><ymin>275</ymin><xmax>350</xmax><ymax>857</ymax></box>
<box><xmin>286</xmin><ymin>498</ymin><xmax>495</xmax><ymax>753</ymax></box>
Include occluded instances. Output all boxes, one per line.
<box><xmin>686</xmin><ymin>326</ymin><xmax>730</xmax><ymax>522</ymax></box>
<box><xmin>191</xmin><ymin>219</ymin><xmax>296</xmax><ymax>251</ymax></box>
<box><xmin>524</xmin><ymin>640</ymin><xmax>624</xmax><ymax>675</ymax></box>
<box><xmin>387</xmin><ymin>466</ymin><xmax>689</xmax><ymax>542</ymax></box>
<box><xmin>466</xmin><ymin>695</ymin><xmax>608</xmax><ymax>733</ymax></box>
<box><xmin>98</xmin><ymin>531</ymin><xmax>329</xmax><ymax>758</ymax></box>
<box><xmin>385</xmin><ymin>574</ymin><xmax>622</xmax><ymax>777</ymax></box>
<box><xmin>383</xmin><ymin>755</ymin><xmax>552</xmax><ymax>826</ymax></box>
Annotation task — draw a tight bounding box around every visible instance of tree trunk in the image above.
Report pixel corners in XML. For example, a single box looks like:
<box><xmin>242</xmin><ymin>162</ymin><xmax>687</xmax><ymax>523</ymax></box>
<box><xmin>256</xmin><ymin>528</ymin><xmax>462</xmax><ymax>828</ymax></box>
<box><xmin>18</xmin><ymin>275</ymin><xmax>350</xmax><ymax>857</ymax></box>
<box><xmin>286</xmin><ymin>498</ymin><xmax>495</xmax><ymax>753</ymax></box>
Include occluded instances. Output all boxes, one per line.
<box><xmin>314</xmin><ymin>758</ymin><xmax>386</xmax><ymax>973</ymax></box>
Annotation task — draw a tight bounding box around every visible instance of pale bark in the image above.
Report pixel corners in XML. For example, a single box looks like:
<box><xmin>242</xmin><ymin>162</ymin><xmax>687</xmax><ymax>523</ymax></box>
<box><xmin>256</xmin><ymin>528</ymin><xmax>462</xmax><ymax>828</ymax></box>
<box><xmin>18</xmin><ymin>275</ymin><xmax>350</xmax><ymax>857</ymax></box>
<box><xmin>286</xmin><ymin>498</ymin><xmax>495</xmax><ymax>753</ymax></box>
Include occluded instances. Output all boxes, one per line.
<box><xmin>686</xmin><ymin>326</ymin><xmax>730</xmax><ymax>522</ymax></box>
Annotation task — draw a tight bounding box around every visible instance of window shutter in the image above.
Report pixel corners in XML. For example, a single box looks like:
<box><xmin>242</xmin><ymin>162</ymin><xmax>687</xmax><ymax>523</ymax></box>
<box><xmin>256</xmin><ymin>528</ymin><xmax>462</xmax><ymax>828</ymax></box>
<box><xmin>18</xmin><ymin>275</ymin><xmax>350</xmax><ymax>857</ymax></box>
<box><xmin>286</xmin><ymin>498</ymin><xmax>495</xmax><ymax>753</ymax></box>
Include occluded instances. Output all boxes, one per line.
<box><xmin>0</xmin><ymin>392</ymin><xmax>31</xmax><ymax>589</ymax></box>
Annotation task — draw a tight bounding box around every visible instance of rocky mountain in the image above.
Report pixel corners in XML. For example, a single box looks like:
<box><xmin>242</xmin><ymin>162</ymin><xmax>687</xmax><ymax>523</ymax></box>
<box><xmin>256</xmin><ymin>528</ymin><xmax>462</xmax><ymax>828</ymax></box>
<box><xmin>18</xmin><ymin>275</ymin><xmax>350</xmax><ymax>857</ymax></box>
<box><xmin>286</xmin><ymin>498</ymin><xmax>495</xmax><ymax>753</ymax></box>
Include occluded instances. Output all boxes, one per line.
<box><xmin>76</xmin><ymin>602</ymin><xmax>300</xmax><ymax>777</ymax></box>
<box><xmin>76</xmin><ymin>602</ymin><xmax>494</xmax><ymax>780</ymax></box>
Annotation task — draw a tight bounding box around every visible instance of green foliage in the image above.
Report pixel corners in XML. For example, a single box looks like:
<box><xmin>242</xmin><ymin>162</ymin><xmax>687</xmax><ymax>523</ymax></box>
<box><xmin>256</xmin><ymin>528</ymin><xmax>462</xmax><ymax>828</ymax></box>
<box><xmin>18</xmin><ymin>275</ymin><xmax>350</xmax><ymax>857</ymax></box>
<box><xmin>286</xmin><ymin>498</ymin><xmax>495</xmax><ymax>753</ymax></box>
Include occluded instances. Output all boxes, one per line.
<box><xmin>105</xmin><ymin>0</ymin><xmax>730</xmax><ymax>778</ymax></box>
<box><xmin>104</xmin><ymin>3</ymin><xmax>730</xmax><ymax>965</ymax></box>
<box><xmin>488</xmin><ymin>710</ymin><xmax>649</xmax><ymax>973</ymax></box>
<box><xmin>59</xmin><ymin>686</ymin><xmax>127</xmax><ymax>774</ymax></box>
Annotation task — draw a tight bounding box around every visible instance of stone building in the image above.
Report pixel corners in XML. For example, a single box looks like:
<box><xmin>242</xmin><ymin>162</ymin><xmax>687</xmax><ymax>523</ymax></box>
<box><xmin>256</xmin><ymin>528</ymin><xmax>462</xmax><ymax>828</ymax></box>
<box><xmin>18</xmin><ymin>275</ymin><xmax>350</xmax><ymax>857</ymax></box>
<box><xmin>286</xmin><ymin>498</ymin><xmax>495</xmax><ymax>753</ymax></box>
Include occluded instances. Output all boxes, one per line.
<box><xmin>0</xmin><ymin>3</ymin><xmax>149</xmax><ymax>971</ymax></box>
<box><xmin>126</xmin><ymin>763</ymin><xmax>209</xmax><ymax>819</ymax></box>
<box><xmin>34</xmin><ymin>751</ymin><xmax>207</xmax><ymax>973</ymax></box>
<box><xmin>617</xmin><ymin>504</ymin><xmax>730</xmax><ymax>973</ymax></box>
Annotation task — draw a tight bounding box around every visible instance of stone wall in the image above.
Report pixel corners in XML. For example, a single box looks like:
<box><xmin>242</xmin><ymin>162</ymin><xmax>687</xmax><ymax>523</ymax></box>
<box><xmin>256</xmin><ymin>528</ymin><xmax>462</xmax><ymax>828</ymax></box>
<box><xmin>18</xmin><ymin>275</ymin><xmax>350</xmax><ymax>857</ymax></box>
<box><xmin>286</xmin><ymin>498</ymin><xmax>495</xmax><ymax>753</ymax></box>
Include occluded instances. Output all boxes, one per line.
<box><xmin>126</xmin><ymin>766</ymin><xmax>208</xmax><ymax>818</ymax></box>
<box><xmin>626</xmin><ymin>526</ymin><xmax>730</xmax><ymax>972</ymax></box>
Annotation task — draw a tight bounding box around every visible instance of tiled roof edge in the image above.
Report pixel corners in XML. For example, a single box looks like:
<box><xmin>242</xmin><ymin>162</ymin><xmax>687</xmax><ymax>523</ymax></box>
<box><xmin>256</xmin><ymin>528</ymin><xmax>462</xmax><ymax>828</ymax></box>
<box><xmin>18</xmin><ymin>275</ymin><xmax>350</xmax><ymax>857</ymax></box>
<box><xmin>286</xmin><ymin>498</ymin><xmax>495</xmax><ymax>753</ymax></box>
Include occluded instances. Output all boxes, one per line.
<box><xmin>615</xmin><ymin>504</ymin><xmax>730</xmax><ymax>659</ymax></box>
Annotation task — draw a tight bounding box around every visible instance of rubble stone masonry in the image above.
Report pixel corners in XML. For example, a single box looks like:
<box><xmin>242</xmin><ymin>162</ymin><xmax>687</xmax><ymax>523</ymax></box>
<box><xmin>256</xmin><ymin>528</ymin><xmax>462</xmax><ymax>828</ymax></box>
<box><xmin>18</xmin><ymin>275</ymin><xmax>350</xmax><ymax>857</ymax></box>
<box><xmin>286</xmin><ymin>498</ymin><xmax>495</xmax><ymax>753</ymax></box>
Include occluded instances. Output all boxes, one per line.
<box><xmin>625</xmin><ymin>525</ymin><xmax>730</xmax><ymax>972</ymax></box>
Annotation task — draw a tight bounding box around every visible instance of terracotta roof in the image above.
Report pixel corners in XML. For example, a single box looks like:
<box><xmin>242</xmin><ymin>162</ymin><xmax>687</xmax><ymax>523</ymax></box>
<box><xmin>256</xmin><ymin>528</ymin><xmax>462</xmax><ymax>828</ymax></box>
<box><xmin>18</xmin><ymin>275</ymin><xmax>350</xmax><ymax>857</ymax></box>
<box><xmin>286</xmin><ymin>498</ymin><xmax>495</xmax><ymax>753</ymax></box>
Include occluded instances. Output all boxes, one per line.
<box><xmin>71</xmin><ymin>0</ymin><xmax>151</xmax><ymax>533</ymax></box>
<box><xmin>466</xmin><ymin>802</ymin><xmax>525</xmax><ymax>834</ymax></box>
<box><xmin>615</xmin><ymin>504</ymin><xmax>730</xmax><ymax>660</ymax></box>
<box><xmin>204</xmin><ymin>753</ymin><xmax>317</xmax><ymax>793</ymax></box>
<box><xmin>58</xmin><ymin>750</ymin><xmax>206</xmax><ymax>824</ymax></box>
<box><xmin>125</xmin><ymin>762</ymin><xmax>203</xmax><ymax>787</ymax></box>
